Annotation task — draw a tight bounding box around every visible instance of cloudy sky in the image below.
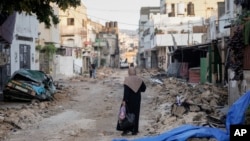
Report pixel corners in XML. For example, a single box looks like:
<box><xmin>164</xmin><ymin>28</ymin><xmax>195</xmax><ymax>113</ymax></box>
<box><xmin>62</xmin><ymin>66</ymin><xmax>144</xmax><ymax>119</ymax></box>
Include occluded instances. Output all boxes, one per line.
<box><xmin>82</xmin><ymin>0</ymin><xmax>159</xmax><ymax>31</ymax></box>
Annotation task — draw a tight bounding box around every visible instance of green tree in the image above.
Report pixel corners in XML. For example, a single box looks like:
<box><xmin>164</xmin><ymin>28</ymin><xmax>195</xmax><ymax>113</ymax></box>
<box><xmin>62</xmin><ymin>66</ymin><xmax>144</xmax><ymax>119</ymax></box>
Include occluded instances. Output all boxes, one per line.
<box><xmin>0</xmin><ymin>0</ymin><xmax>81</xmax><ymax>27</ymax></box>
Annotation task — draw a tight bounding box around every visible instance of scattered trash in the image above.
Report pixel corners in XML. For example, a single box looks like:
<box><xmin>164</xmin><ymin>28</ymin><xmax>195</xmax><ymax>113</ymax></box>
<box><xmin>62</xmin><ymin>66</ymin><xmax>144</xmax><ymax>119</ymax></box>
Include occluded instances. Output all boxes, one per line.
<box><xmin>149</xmin><ymin>78</ymin><xmax>163</xmax><ymax>85</ymax></box>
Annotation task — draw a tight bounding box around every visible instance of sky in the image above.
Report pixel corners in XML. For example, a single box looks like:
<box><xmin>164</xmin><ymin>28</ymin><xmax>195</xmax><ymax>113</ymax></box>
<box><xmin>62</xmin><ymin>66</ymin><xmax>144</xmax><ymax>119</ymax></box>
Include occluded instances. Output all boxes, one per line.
<box><xmin>82</xmin><ymin>0</ymin><xmax>159</xmax><ymax>31</ymax></box>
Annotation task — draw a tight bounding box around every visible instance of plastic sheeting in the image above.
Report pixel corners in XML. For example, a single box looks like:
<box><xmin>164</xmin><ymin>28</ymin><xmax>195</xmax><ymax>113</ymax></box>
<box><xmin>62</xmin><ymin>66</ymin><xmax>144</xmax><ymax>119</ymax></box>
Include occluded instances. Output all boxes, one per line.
<box><xmin>226</xmin><ymin>90</ymin><xmax>250</xmax><ymax>133</ymax></box>
<box><xmin>113</xmin><ymin>90</ymin><xmax>250</xmax><ymax>141</ymax></box>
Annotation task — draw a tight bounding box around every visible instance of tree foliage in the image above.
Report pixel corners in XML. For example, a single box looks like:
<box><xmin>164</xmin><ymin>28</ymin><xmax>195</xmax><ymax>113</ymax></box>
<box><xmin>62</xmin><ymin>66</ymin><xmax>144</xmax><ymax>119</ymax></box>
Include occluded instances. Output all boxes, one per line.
<box><xmin>0</xmin><ymin>0</ymin><xmax>81</xmax><ymax>27</ymax></box>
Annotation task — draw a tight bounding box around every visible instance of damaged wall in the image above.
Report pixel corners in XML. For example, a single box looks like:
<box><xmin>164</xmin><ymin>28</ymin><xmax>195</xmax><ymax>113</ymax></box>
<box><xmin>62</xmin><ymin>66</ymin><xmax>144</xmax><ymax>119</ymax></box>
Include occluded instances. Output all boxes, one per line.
<box><xmin>54</xmin><ymin>55</ymin><xmax>74</xmax><ymax>79</ymax></box>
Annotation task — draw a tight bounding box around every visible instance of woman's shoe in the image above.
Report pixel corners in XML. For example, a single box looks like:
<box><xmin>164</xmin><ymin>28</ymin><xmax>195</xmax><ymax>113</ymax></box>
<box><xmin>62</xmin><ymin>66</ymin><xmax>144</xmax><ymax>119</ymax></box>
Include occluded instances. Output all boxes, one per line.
<box><xmin>121</xmin><ymin>131</ymin><xmax>129</xmax><ymax>136</ymax></box>
<box><xmin>132</xmin><ymin>132</ymin><xmax>138</xmax><ymax>135</ymax></box>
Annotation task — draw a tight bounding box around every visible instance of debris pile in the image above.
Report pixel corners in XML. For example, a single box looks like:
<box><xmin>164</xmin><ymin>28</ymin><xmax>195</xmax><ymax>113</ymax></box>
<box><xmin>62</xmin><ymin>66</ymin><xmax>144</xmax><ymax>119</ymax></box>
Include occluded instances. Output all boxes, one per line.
<box><xmin>0</xmin><ymin>82</ymin><xmax>76</xmax><ymax>140</ymax></box>
<box><xmin>141</xmin><ymin>70</ymin><xmax>228</xmax><ymax>136</ymax></box>
<box><xmin>97</xmin><ymin>67</ymin><xmax>116</xmax><ymax>80</ymax></box>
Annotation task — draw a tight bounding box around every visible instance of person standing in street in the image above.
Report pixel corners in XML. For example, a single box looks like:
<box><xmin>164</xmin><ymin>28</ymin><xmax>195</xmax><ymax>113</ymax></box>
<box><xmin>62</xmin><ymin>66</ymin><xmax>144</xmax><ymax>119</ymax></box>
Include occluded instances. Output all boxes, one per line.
<box><xmin>91</xmin><ymin>63</ymin><xmax>96</xmax><ymax>79</ymax></box>
<box><xmin>116</xmin><ymin>67</ymin><xmax>147</xmax><ymax>136</ymax></box>
<box><xmin>129</xmin><ymin>63</ymin><xmax>134</xmax><ymax>68</ymax></box>
<box><xmin>89</xmin><ymin>63</ymin><xmax>92</xmax><ymax>78</ymax></box>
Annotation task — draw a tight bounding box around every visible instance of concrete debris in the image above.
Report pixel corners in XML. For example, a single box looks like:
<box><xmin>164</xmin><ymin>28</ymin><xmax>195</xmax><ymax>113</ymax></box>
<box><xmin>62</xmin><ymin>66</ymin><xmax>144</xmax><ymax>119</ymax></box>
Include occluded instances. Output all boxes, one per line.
<box><xmin>0</xmin><ymin>68</ymin><xmax>232</xmax><ymax>140</ymax></box>
<box><xmin>149</xmin><ymin>78</ymin><xmax>163</xmax><ymax>85</ymax></box>
<box><xmin>0</xmin><ymin>83</ymin><xmax>74</xmax><ymax>139</ymax></box>
<box><xmin>141</xmin><ymin>69</ymin><xmax>228</xmax><ymax>137</ymax></box>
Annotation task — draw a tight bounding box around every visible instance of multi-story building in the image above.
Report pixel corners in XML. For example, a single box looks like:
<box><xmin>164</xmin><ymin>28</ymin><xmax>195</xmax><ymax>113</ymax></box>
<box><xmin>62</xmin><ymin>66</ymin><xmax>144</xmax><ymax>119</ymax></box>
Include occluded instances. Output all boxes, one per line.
<box><xmin>160</xmin><ymin>0</ymin><xmax>224</xmax><ymax>18</ymax></box>
<box><xmin>37</xmin><ymin>3</ymin><xmax>60</xmax><ymax>77</ymax></box>
<box><xmin>151</xmin><ymin>15</ymin><xmax>205</xmax><ymax>70</ymax></box>
<box><xmin>81</xmin><ymin>19</ymin><xmax>104</xmax><ymax>73</ymax></box>
<box><xmin>93</xmin><ymin>21</ymin><xmax>119</xmax><ymax>68</ymax></box>
<box><xmin>138</xmin><ymin>7</ymin><xmax>160</xmax><ymax>68</ymax></box>
<box><xmin>138</xmin><ymin>0</ymin><xmax>224</xmax><ymax>70</ymax></box>
<box><xmin>59</xmin><ymin>2</ymin><xmax>88</xmax><ymax>75</ymax></box>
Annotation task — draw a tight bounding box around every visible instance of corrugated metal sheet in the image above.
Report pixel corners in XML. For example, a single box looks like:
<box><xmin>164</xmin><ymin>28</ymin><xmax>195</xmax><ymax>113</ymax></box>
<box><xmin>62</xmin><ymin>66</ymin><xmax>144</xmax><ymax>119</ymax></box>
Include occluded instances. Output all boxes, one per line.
<box><xmin>200</xmin><ymin>58</ymin><xmax>207</xmax><ymax>83</ymax></box>
<box><xmin>179</xmin><ymin>63</ymin><xmax>189</xmax><ymax>79</ymax></box>
<box><xmin>167</xmin><ymin>62</ymin><xmax>181</xmax><ymax>77</ymax></box>
<box><xmin>244</xmin><ymin>46</ymin><xmax>250</xmax><ymax>70</ymax></box>
<box><xmin>167</xmin><ymin>62</ymin><xmax>188</xmax><ymax>79</ymax></box>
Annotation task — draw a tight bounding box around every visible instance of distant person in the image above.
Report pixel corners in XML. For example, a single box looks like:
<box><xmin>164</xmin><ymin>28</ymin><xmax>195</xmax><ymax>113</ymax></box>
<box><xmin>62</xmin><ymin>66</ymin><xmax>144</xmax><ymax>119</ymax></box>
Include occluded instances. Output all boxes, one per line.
<box><xmin>116</xmin><ymin>67</ymin><xmax>147</xmax><ymax>136</ymax></box>
<box><xmin>130</xmin><ymin>63</ymin><xmax>134</xmax><ymax>68</ymax></box>
<box><xmin>89</xmin><ymin>63</ymin><xmax>92</xmax><ymax>78</ymax></box>
<box><xmin>91</xmin><ymin>63</ymin><xmax>96</xmax><ymax>79</ymax></box>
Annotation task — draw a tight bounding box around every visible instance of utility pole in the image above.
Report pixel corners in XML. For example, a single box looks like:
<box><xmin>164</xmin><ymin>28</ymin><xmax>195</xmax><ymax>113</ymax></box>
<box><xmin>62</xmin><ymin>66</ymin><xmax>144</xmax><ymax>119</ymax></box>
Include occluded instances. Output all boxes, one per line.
<box><xmin>97</xmin><ymin>38</ymin><xmax>101</xmax><ymax>68</ymax></box>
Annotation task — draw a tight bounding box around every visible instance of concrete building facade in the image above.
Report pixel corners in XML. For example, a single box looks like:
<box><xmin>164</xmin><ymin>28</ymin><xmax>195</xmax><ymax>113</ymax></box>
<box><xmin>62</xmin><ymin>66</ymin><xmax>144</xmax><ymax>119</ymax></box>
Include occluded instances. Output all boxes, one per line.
<box><xmin>160</xmin><ymin>0</ymin><xmax>224</xmax><ymax>18</ymax></box>
<box><xmin>138</xmin><ymin>7</ymin><xmax>161</xmax><ymax>68</ymax></box>
<box><xmin>59</xmin><ymin>2</ymin><xmax>88</xmax><ymax>76</ymax></box>
<box><xmin>0</xmin><ymin>13</ymin><xmax>39</xmax><ymax>92</ymax></box>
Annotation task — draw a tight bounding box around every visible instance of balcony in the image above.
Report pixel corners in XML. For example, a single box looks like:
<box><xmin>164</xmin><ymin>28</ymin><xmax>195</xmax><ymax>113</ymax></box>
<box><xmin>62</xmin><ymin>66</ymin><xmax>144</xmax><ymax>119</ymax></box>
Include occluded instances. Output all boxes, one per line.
<box><xmin>60</xmin><ymin>26</ymin><xmax>87</xmax><ymax>37</ymax></box>
<box><xmin>153</xmin><ymin>33</ymin><xmax>204</xmax><ymax>48</ymax></box>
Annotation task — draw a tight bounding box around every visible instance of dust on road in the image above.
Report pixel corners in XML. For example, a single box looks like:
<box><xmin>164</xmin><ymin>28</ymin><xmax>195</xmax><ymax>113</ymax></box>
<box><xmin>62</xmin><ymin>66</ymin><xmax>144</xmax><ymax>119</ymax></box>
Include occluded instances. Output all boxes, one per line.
<box><xmin>4</xmin><ymin>68</ymin><xmax>156</xmax><ymax>141</ymax></box>
<box><xmin>1</xmin><ymin>67</ymin><xmax>230</xmax><ymax>141</ymax></box>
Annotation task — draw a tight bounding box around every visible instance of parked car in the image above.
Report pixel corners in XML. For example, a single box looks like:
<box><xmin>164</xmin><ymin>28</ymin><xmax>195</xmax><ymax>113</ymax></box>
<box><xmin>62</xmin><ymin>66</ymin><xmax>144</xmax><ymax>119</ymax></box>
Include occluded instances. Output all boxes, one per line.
<box><xmin>120</xmin><ymin>61</ymin><xmax>129</xmax><ymax>68</ymax></box>
<box><xmin>3</xmin><ymin>69</ymin><xmax>56</xmax><ymax>101</ymax></box>
<box><xmin>120</xmin><ymin>58</ymin><xmax>129</xmax><ymax>69</ymax></box>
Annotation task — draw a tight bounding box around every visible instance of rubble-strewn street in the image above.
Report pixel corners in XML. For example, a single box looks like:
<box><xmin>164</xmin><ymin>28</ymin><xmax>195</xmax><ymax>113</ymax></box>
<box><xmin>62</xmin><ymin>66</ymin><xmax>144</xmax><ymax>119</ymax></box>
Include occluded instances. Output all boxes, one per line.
<box><xmin>0</xmin><ymin>68</ymin><xmax>232</xmax><ymax>141</ymax></box>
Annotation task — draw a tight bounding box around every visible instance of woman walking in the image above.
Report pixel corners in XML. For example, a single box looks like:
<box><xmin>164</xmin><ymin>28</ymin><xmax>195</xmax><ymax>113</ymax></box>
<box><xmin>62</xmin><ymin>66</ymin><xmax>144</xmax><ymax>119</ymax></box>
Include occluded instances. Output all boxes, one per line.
<box><xmin>116</xmin><ymin>67</ymin><xmax>146</xmax><ymax>136</ymax></box>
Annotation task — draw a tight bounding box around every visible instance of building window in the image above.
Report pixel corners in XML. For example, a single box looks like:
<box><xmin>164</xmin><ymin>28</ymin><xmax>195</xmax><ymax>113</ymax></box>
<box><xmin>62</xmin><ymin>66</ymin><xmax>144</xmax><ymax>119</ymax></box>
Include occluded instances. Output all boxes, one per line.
<box><xmin>67</xmin><ymin>18</ymin><xmax>74</xmax><ymax>25</ymax></box>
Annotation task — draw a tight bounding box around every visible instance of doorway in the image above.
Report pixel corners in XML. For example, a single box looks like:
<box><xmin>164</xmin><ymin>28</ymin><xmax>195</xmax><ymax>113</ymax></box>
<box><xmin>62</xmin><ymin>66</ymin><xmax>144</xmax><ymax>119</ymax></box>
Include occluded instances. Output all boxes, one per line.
<box><xmin>19</xmin><ymin>44</ymin><xmax>31</xmax><ymax>69</ymax></box>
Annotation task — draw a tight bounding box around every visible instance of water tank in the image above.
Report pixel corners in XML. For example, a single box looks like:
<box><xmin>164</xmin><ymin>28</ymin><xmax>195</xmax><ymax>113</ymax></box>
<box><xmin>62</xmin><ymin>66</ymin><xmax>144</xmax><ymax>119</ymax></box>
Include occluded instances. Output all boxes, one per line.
<box><xmin>177</xmin><ymin>2</ymin><xmax>185</xmax><ymax>15</ymax></box>
<box><xmin>114</xmin><ymin>21</ymin><xmax>118</xmax><ymax>27</ymax></box>
<box><xmin>109</xmin><ymin>22</ymin><xmax>114</xmax><ymax>27</ymax></box>
<box><xmin>187</xmin><ymin>2</ymin><xmax>195</xmax><ymax>16</ymax></box>
<box><xmin>105</xmin><ymin>22</ymin><xmax>109</xmax><ymax>28</ymax></box>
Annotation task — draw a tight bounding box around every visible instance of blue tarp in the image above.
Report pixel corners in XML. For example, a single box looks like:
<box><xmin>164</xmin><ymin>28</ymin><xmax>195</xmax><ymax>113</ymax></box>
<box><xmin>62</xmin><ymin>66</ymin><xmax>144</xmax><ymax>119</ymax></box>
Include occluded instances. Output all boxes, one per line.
<box><xmin>226</xmin><ymin>90</ymin><xmax>250</xmax><ymax>133</ymax></box>
<box><xmin>113</xmin><ymin>90</ymin><xmax>250</xmax><ymax>141</ymax></box>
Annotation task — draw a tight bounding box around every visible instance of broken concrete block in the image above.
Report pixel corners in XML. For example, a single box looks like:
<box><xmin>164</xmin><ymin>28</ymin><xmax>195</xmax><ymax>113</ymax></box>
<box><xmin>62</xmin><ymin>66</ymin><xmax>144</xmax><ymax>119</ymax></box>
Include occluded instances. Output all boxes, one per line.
<box><xmin>210</xmin><ymin>99</ymin><xmax>218</xmax><ymax>107</ymax></box>
<box><xmin>189</xmin><ymin>105</ymin><xmax>200</xmax><ymax>112</ymax></box>
<box><xmin>201</xmin><ymin>90</ymin><xmax>210</xmax><ymax>98</ymax></box>
<box><xmin>0</xmin><ymin>116</ymin><xmax>4</xmax><ymax>122</ymax></box>
<box><xmin>171</xmin><ymin>104</ymin><xmax>186</xmax><ymax>117</ymax></box>
<box><xmin>201</xmin><ymin>105</ymin><xmax>212</xmax><ymax>112</ymax></box>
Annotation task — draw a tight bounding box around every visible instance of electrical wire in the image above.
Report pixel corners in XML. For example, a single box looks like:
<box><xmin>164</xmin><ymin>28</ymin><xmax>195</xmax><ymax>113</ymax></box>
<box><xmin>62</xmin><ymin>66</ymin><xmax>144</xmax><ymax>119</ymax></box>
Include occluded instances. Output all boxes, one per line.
<box><xmin>61</xmin><ymin>8</ymin><xmax>238</xmax><ymax>29</ymax></box>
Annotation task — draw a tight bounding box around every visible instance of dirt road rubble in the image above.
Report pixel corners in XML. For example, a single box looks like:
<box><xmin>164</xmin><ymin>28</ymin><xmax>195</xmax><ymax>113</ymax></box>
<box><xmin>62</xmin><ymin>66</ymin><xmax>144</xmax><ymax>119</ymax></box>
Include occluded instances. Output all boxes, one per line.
<box><xmin>0</xmin><ymin>67</ymin><xmax>239</xmax><ymax>141</ymax></box>
<box><xmin>140</xmin><ymin>69</ymin><xmax>228</xmax><ymax>140</ymax></box>
<box><xmin>0</xmin><ymin>67</ymin><xmax>116</xmax><ymax>140</ymax></box>
<box><xmin>0</xmin><ymin>81</ymin><xmax>77</xmax><ymax>140</ymax></box>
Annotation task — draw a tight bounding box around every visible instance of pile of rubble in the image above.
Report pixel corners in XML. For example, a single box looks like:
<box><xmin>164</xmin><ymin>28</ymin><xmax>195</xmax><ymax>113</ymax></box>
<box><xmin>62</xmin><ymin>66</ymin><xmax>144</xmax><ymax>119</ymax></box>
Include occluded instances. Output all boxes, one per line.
<box><xmin>0</xmin><ymin>82</ymin><xmax>76</xmax><ymax>140</ymax></box>
<box><xmin>97</xmin><ymin>67</ymin><xmax>117</xmax><ymax>80</ymax></box>
<box><xmin>71</xmin><ymin>67</ymin><xmax>116</xmax><ymax>81</ymax></box>
<box><xmin>141</xmin><ymin>69</ymin><xmax>228</xmax><ymax>138</ymax></box>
